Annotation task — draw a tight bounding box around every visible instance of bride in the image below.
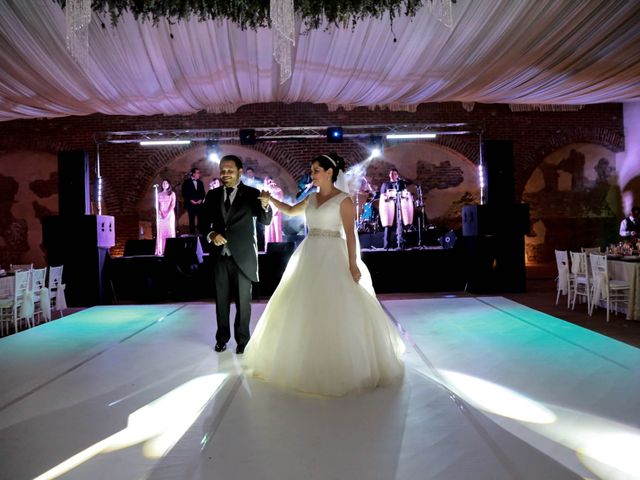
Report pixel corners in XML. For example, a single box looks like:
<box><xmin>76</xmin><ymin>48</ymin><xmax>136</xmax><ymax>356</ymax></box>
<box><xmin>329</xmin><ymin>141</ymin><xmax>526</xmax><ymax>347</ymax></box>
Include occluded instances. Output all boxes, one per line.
<box><xmin>244</xmin><ymin>153</ymin><xmax>405</xmax><ymax>396</ymax></box>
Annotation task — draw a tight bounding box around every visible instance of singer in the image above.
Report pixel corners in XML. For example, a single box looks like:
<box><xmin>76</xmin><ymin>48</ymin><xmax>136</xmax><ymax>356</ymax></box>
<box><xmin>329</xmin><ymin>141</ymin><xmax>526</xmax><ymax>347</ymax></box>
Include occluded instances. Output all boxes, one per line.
<box><xmin>156</xmin><ymin>179</ymin><xmax>176</xmax><ymax>255</ymax></box>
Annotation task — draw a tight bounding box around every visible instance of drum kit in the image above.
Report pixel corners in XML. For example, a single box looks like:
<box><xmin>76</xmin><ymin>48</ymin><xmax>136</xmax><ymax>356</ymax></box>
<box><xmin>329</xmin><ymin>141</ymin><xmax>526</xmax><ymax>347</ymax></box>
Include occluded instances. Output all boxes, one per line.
<box><xmin>354</xmin><ymin>179</ymin><xmax>427</xmax><ymax>243</ymax></box>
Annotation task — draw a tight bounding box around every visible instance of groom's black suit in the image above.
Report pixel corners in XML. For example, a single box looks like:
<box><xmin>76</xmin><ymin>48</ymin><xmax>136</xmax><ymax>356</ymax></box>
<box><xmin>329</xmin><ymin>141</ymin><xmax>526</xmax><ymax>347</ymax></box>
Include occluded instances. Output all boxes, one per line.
<box><xmin>202</xmin><ymin>182</ymin><xmax>272</xmax><ymax>349</ymax></box>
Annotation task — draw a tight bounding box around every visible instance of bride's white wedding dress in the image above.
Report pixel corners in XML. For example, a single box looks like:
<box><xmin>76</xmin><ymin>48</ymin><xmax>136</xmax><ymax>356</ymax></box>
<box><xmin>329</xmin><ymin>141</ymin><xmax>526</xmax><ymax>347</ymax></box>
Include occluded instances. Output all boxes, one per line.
<box><xmin>244</xmin><ymin>191</ymin><xmax>405</xmax><ymax>396</ymax></box>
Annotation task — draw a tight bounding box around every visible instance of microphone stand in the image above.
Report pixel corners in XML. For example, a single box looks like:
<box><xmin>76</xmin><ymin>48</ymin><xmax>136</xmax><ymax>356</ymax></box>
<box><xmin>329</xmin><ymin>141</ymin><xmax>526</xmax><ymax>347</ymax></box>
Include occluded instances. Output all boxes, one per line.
<box><xmin>153</xmin><ymin>184</ymin><xmax>160</xmax><ymax>254</ymax></box>
<box><xmin>415</xmin><ymin>185</ymin><xmax>424</xmax><ymax>248</ymax></box>
<box><xmin>394</xmin><ymin>182</ymin><xmax>404</xmax><ymax>250</ymax></box>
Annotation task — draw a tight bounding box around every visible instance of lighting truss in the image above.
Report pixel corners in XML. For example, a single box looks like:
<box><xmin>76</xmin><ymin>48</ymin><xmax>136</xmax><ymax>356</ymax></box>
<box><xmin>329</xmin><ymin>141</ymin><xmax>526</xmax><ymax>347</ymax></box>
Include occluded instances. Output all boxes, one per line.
<box><xmin>94</xmin><ymin>123</ymin><xmax>481</xmax><ymax>145</ymax></box>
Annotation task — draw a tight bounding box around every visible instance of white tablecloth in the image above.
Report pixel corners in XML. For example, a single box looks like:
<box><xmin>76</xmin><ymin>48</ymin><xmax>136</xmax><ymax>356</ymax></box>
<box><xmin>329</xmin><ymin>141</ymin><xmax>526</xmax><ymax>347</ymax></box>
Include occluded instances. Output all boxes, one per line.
<box><xmin>607</xmin><ymin>259</ymin><xmax>640</xmax><ymax>320</ymax></box>
<box><xmin>0</xmin><ymin>275</ymin><xmax>13</xmax><ymax>295</ymax></box>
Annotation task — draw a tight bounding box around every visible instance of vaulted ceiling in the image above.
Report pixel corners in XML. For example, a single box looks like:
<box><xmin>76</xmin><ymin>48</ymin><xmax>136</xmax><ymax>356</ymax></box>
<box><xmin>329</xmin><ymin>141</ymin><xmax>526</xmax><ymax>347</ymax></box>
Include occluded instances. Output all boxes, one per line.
<box><xmin>1</xmin><ymin>0</ymin><xmax>639</xmax><ymax>122</ymax></box>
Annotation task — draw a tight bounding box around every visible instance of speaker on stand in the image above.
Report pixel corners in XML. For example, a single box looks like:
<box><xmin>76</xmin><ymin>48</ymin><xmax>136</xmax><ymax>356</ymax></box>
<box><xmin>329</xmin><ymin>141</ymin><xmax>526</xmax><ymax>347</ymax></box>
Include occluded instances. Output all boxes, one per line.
<box><xmin>41</xmin><ymin>150</ymin><xmax>116</xmax><ymax>307</ymax></box>
<box><xmin>462</xmin><ymin>140</ymin><xmax>529</xmax><ymax>293</ymax></box>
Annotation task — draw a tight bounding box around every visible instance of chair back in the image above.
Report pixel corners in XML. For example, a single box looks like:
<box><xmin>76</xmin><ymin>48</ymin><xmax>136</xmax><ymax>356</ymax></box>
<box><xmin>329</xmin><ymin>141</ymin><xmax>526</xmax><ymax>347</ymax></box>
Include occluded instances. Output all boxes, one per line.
<box><xmin>48</xmin><ymin>266</ymin><xmax>64</xmax><ymax>290</ymax></box>
<box><xmin>590</xmin><ymin>253</ymin><xmax>612</xmax><ymax>304</ymax></box>
<box><xmin>570</xmin><ymin>251</ymin><xmax>588</xmax><ymax>277</ymax></box>
<box><xmin>31</xmin><ymin>268</ymin><xmax>47</xmax><ymax>291</ymax></box>
<box><xmin>14</xmin><ymin>270</ymin><xmax>30</xmax><ymax>304</ymax></box>
<box><xmin>555</xmin><ymin>250</ymin><xmax>569</xmax><ymax>272</ymax></box>
<box><xmin>555</xmin><ymin>250</ymin><xmax>570</xmax><ymax>293</ymax></box>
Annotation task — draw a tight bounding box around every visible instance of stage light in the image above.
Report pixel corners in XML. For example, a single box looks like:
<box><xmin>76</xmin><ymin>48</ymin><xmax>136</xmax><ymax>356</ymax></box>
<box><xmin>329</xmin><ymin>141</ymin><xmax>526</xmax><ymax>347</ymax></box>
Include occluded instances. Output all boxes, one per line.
<box><xmin>140</xmin><ymin>140</ymin><xmax>191</xmax><ymax>146</ymax></box>
<box><xmin>326</xmin><ymin>127</ymin><xmax>343</xmax><ymax>143</ymax></box>
<box><xmin>205</xmin><ymin>140</ymin><xmax>220</xmax><ymax>163</ymax></box>
<box><xmin>239</xmin><ymin>129</ymin><xmax>256</xmax><ymax>145</ymax></box>
<box><xmin>386</xmin><ymin>133</ymin><xmax>437</xmax><ymax>140</ymax></box>
<box><xmin>369</xmin><ymin>135</ymin><xmax>384</xmax><ymax>157</ymax></box>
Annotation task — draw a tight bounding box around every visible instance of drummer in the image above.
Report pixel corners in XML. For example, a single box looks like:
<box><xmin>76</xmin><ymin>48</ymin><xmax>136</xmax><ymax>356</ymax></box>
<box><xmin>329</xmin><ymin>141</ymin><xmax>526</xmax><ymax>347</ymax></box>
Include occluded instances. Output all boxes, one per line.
<box><xmin>380</xmin><ymin>168</ymin><xmax>408</xmax><ymax>249</ymax></box>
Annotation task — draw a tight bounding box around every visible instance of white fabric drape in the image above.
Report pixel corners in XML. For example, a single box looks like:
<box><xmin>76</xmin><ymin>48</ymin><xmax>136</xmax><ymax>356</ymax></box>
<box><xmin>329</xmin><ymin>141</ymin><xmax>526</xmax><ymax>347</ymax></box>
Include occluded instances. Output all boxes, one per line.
<box><xmin>56</xmin><ymin>285</ymin><xmax>67</xmax><ymax>312</ymax></box>
<box><xmin>0</xmin><ymin>0</ymin><xmax>640</xmax><ymax>121</ymax></box>
<box><xmin>39</xmin><ymin>287</ymin><xmax>51</xmax><ymax>322</ymax></box>
<box><xmin>557</xmin><ymin>265</ymin><xmax>569</xmax><ymax>296</ymax></box>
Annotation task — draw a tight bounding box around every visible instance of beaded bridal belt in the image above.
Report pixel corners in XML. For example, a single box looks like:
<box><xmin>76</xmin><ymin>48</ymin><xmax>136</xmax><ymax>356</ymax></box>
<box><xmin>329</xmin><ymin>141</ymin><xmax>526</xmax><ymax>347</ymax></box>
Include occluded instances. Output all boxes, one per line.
<box><xmin>308</xmin><ymin>228</ymin><xmax>342</xmax><ymax>238</ymax></box>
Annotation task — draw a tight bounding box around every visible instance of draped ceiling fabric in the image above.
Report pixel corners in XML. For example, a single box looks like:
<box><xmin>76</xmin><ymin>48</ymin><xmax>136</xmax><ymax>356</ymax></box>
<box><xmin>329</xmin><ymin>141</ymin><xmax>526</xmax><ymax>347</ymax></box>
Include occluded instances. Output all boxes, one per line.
<box><xmin>0</xmin><ymin>0</ymin><xmax>640</xmax><ymax>122</ymax></box>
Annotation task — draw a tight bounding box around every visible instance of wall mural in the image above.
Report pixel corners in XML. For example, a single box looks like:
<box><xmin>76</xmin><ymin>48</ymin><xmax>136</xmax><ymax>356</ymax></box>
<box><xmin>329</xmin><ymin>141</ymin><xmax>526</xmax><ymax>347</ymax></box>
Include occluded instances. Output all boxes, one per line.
<box><xmin>0</xmin><ymin>151</ymin><xmax>58</xmax><ymax>268</ymax></box>
<box><xmin>523</xmin><ymin>143</ymin><xmax>620</xmax><ymax>263</ymax></box>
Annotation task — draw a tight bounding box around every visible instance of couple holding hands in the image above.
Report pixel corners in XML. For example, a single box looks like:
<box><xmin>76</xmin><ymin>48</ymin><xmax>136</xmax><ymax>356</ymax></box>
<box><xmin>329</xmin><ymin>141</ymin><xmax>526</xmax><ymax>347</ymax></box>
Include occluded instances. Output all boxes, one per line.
<box><xmin>203</xmin><ymin>154</ymin><xmax>404</xmax><ymax>397</ymax></box>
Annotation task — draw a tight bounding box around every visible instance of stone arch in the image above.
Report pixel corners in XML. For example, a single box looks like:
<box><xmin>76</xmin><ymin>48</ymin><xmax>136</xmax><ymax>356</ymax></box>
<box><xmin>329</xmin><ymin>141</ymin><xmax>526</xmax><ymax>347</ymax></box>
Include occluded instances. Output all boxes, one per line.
<box><xmin>621</xmin><ymin>175</ymin><xmax>640</xmax><ymax>216</ymax></box>
<box><xmin>522</xmin><ymin>142</ymin><xmax>620</xmax><ymax>263</ymax></box>
<box><xmin>137</xmin><ymin>144</ymin><xmax>299</xmax><ymax>235</ymax></box>
<box><xmin>517</xmin><ymin>128</ymin><xmax>624</xmax><ymax>200</ymax></box>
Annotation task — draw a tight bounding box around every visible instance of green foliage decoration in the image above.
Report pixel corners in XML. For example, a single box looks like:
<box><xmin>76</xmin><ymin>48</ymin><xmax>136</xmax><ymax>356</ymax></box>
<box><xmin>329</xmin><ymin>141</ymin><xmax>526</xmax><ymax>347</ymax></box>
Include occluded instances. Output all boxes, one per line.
<box><xmin>54</xmin><ymin>0</ymin><xmax>427</xmax><ymax>30</ymax></box>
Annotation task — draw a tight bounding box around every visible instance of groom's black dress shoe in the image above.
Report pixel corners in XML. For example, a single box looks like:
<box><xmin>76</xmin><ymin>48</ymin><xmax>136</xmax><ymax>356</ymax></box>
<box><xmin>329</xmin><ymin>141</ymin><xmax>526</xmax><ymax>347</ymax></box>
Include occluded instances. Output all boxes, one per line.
<box><xmin>236</xmin><ymin>345</ymin><xmax>245</xmax><ymax>355</ymax></box>
<box><xmin>214</xmin><ymin>343</ymin><xmax>227</xmax><ymax>353</ymax></box>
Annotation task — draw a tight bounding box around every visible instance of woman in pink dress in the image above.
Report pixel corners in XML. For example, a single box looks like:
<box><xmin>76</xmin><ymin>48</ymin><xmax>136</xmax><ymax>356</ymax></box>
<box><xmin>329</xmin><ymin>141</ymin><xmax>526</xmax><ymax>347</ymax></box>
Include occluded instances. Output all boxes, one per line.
<box><xmin>264</xmin><ymin>176</ymin><xmax>284</xmax><ymax>249</ymax></box>
<box><xmin>156</xmin><ymin>179</ymin><xmax>176</xmax><ymax>255</ymax></box>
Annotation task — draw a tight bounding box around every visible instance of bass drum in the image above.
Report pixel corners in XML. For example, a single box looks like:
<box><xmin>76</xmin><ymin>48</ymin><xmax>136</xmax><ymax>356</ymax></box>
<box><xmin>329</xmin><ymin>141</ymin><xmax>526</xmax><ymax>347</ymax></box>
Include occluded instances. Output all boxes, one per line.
<box><xmin>360</xmin><ymin>201</ymin><xmax>375</xmax><ymax>221</ymax></box>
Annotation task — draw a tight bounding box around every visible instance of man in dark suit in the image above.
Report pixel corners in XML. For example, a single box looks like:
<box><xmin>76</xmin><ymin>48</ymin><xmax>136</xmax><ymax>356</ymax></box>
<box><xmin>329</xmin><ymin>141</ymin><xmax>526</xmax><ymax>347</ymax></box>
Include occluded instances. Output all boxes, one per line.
<box><xmin>181</xmin><ymin>167</ymin><xmax>206</xmax><ymax>234</ymax></box>
<box><xmin>202</xmin><ymin>155</ymin><xmax>272</xmax><ymax>354</ymax></box>
<box><xmin>380</xmin><ymin>168</ymin><xmax>408</xmax><ymax>250</ymax></box>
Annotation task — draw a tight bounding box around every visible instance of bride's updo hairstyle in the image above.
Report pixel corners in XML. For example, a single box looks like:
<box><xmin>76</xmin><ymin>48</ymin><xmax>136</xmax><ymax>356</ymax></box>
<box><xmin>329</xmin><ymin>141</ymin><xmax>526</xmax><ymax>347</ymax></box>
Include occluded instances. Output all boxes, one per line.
<box><xmin>314</xmin><ymin>153</ymin><xmax>345</xmax><ymax>182</ymax></box>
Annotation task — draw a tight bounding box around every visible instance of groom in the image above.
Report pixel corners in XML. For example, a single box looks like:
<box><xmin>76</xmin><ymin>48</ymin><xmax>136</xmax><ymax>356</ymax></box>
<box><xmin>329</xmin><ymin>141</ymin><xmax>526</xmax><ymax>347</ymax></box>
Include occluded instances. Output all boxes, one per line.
<box><xmin>202</xmin><ymin>155</ymin><xmax>272</xmax><ymax>354</ymax></box>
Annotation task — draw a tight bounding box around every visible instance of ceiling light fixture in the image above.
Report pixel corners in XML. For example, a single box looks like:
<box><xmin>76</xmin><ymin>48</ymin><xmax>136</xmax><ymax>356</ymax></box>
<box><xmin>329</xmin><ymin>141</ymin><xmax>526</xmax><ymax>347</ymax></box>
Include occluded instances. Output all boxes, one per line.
<box><xmin>139</xmin><ymin>140</ymin><xmax>191</xmax><ymax>146</ymax></box>
<box><xmin>386</xmin><ymin>133</ymin><xmax>437</xmax><ymax>140</ymax></box>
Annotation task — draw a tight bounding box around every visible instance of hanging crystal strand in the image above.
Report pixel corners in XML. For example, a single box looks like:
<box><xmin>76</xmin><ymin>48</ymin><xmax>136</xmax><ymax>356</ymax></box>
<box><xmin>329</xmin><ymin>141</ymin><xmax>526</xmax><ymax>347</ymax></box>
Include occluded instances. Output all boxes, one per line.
<box><xmin>270</xmin><ymin>0</ymin><xmax>295</xmax><ymax>84</ymax></box>
<box><xmin>65</xmin><ymin>0</ymin><xmax>92</xmax><ymax>65</ymax></box>
<box><xmin>427</xmin><ymin>0</ymin><xmax>453</xmax><ymax>28</ymax></box>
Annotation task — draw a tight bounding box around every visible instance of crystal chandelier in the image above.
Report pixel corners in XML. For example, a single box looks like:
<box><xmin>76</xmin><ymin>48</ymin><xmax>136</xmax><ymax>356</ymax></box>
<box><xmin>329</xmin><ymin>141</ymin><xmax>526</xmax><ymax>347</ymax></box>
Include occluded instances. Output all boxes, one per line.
<box><xmin>270</xmin><ymin>0</ymin><xmax>295</xmax><ymax>84</ymax></box>
<box><xmin>65</xmin><ymin>0</ymin><xmax>92</xmax><ymax>65</ymax></box>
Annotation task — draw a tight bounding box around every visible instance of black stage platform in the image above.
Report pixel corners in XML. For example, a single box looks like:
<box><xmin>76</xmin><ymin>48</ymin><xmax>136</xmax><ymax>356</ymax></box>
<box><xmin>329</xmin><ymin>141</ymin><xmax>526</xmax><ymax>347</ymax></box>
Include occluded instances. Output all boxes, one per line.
<box><xmin>110</xmin><ymin>243</ymin><xmax>465</xmax><ymax>303</ymax></box>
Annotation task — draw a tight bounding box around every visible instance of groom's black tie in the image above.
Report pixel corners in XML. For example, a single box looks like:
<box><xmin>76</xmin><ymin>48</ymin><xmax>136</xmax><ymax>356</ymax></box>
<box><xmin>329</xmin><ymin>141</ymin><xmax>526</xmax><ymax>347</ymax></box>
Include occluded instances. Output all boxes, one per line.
<box><xmin>224</xmin><ymin>187</ymin><xmax>233</xmax><ymax>211</ymax></box>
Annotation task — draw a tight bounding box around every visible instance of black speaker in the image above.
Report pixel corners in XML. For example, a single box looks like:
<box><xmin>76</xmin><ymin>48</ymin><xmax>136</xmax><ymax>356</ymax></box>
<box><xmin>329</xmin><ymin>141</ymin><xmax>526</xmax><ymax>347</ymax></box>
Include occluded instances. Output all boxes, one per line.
<box><xmin>58</xmin><ymin>150</ymin><xmax>90</xmax><ymax>216</ymax></box>
<box><xmin>462</xmin><ymin>204</ymin><xmax>529</xmax><ymax>237</ymax></box>
<box><xmin>124</xmin><ymin>239</ymin><xmax>156</xmax><ymax>256</ymax></box>
<box><xmin>266</xmin><ymin>241</ymin><xmax>295</xmax><ymax>255</ymax></box>
<box><xmin>165</xmin><ymin>236</ymin><xmax>204</xmax><ymax>265</ymax></box>
<box><xmin>484</xmin><ymin>140</ymin><xmax>514</xmax><ymax>206</ymax></box>
<box><xmin>41</xmin><ymin>215</ymin><xmax>113</xmax><ymax>306</ymax></box>
<box><xmin>239</xmin><ymin>129</ymin><xmax>256</xmax><ymax>145</ymax></box>
<box><xmin>463</xmin><ymin>234</ymin><xmax>526</xmax><ymax>293</ymax></box>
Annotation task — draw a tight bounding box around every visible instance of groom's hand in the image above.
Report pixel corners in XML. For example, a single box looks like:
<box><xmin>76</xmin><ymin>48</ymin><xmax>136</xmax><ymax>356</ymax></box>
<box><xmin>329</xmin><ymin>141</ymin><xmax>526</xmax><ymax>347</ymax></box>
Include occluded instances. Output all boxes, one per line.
<box><xmin>258</xmin><ymin>190</ymin><xmax>271</xmax><ymax>209</ymax></box>
<box><xmin>207</xmin><ymin>232</ymin><xmax>227</xmax><ymax>246</ymax></box>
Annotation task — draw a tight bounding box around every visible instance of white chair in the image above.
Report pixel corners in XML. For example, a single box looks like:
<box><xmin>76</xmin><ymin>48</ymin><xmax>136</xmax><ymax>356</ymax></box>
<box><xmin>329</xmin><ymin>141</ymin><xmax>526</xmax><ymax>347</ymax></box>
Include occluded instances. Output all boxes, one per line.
<box><xmin>30</xmin><ymin>268</ymin><xmax>49</xmax><ymax>323</ymax></box>
<box><xmin>555</xmin><ymin>250</ymin><xmax>571</xmax><ymax>307</ymax></box>
<box><xmin>0</xmin><ymin>270</ymin><xmax>33</xmax><ymax>334</ymax></box>
<box><xmin>589</xmin><ymin>253</ymin><xmax>631</xmax><ymax>322</ymax></box>
<box><xmin>569</xmin><ymin>251</ymin><xmax>591</xmax><ymax>311</ymax></box>
<box><xmin>48</xmin><ymin>266</ymin><xmax>66</xmax><ymax>317</ymax></box>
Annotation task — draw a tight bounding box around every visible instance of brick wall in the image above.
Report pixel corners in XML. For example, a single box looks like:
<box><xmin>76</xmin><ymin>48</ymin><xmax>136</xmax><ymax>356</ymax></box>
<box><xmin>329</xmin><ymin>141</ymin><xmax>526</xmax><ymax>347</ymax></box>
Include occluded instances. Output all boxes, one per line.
<box><xmin>0</xmin><ymin>102</ymin><xmax>625</xmax><ymax>259</ymax></box>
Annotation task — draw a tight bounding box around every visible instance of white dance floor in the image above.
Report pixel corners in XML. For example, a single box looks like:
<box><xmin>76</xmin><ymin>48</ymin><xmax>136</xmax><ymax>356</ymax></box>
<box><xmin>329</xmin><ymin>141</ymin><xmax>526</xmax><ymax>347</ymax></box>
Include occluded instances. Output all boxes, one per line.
<box><xmin>1</xmin><ymin>296</ymin><xmax>639</xmax><ymax>480</ymax></box>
